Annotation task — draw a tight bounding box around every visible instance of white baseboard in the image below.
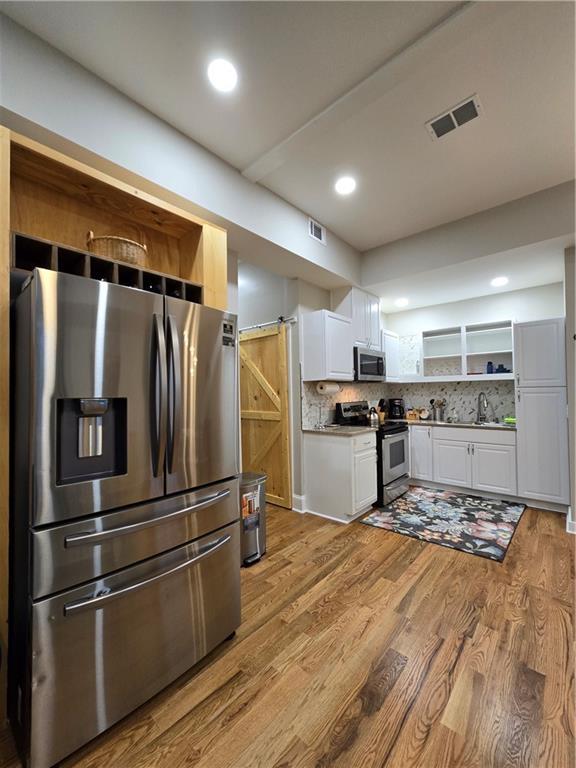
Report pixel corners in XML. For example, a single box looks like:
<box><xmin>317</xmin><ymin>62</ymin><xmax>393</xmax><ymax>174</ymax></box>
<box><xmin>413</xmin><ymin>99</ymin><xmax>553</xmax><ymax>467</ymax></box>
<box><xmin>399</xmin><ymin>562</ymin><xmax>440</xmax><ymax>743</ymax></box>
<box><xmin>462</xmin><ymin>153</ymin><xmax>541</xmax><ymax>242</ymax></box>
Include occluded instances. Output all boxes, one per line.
<box><xmin>567</xmin><ymin>507</ymin><xmax>576</xmax><ymax>534</ymax></box>
<box><xmin>303</xmin><ymin>506</ymin><xmax>370</xmax><ymax>525</ymax></box>
<box><xmin>291</xmin><ymin>494</ymin><xmax>306</xmax><ymax>514</ymax></box>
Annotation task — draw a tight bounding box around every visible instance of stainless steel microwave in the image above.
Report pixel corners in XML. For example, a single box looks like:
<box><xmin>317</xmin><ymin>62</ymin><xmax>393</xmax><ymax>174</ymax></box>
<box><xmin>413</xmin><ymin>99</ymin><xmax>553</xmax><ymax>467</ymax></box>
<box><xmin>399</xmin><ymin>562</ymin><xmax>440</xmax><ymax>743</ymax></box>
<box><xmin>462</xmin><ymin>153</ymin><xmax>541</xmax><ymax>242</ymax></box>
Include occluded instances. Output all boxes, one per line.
<box><xmin>353</xmin><ymin>346</ymin><xmax>385</xmax><ymax>381</ymax></box>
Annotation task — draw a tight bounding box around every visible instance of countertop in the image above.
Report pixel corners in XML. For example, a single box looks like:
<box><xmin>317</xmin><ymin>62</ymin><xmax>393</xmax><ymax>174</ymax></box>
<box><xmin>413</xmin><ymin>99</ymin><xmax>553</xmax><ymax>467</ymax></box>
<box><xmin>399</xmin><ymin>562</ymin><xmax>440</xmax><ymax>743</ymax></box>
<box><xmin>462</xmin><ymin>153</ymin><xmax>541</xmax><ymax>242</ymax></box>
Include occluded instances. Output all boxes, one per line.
<box><xmin>408</xmin><ymin>420</ymin><xmax>516</xmax><ymax>431</ymax></box>
<box><xmin>302</xmin><ymin>426</ymin><xmax>378</xmax><ymax>437</ymax></box>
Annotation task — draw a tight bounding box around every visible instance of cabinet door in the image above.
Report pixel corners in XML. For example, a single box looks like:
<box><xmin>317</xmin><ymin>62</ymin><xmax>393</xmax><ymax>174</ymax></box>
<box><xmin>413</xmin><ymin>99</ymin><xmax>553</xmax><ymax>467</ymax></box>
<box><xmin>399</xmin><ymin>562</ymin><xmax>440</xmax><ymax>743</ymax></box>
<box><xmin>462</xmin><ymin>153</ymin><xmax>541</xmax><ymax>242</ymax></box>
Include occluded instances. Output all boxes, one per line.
<box><xmin>399</xmin><ymin>334</ymin><xmax>422</xmax><ymax>377</ymax></box>
<box><xmin>325</xmin><ymin>313</ymin><xmax>354</xmax><ymax>380</ymax></box>
<box><xmin>350</xmin><ymin>289</ymin><xmax>368</xmax><ymax>346</ymax></box>
<box><xmin>410</xmin><ymin>427</ymin><xmax>433</xmax><ymax>480</ymax></box>
<box><xmin>353</xmin><ymin>449</ymin><xmax>377</xmax><ymax>512</ymax></box>
<box><xmin>383</xmin><ymin>332</ymin><xmax>400</xmax><ymax>380</ymax></box>
<box><xmin>433</xmin><ymin>440</ymin><xmax>471</xmax><ymax>487</ymax></box>
<box><xmin>514</xmin><ymin>319</ymin><xmax>566</xmax><ymax>387</ymax></box>
<box><xmin>516</xmin><ymin>387</ymin><xmax>570</xmax><ymax>503</ymax></box>
<box><xmin>472</xmin><ymin>443</ymin><xmax>517</xmax><ymax>496</ymax></box>
<box><xmin>369</xmin><ymin>296</ymin><xmax>381</xmax><ymax>349</ymax></box>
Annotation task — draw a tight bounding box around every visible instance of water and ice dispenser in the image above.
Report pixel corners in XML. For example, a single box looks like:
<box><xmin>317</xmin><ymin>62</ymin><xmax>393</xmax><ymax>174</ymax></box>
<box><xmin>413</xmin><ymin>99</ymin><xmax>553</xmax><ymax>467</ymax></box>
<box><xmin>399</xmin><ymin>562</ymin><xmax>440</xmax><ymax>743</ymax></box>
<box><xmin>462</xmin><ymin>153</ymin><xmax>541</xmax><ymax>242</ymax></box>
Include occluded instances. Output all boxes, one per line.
<box><xmin>57</xmin><ymin>397</ymin><xmax>127</xmax><ymax>485</ymax></box>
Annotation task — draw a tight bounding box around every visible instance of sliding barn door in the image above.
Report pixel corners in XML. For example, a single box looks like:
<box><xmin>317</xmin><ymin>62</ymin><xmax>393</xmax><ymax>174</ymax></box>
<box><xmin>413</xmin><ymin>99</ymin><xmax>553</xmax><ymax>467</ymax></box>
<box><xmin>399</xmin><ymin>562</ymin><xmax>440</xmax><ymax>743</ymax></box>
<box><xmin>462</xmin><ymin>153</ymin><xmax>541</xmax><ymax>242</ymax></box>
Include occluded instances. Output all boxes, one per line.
<box><xmin>239</xmin><ymin>324</ymin><xmax>292</xmax><ymax>508</ymax></box>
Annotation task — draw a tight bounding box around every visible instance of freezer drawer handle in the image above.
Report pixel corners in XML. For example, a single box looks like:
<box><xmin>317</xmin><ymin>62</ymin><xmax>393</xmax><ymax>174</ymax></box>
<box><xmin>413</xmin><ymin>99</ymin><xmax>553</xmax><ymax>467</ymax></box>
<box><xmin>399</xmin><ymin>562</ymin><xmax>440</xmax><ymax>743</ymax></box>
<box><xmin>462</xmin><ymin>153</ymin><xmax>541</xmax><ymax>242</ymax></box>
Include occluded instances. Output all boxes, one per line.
<box><xmin>64</xmin><ymin>489</ymin><xmax>231</xmax><ymax>547</ymax></box>
<box><xmin>63</xmin><ymin>533</ymin><xmax>231</xmax><ymax>616</ymax></box>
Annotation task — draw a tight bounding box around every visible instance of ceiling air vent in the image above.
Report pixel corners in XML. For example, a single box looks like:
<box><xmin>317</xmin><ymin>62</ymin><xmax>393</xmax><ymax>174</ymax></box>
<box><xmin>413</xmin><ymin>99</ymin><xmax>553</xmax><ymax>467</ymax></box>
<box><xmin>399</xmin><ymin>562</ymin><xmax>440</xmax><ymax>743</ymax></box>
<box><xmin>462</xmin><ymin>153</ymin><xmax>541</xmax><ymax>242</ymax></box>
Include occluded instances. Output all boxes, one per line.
<box><xmin>426</xmin><ymin>94</ymin><xmax>482</xmax><ymax>141</ymax></box>
<box><xmin>308</xmin><ymin>218</ymin><xmax>326</xmax><ymax>245</ymax></box>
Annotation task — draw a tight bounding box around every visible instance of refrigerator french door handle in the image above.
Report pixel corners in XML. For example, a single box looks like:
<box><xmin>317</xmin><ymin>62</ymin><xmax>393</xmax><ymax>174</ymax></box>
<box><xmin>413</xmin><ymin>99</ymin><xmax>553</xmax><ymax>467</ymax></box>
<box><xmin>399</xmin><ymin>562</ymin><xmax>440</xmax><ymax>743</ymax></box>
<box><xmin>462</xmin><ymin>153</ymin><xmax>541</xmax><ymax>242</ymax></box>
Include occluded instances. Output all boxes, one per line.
<box><xmin>63</xmin><ymin>489</ymin><xmax>231</xmax><ymax>547</ymax></box>
<box><xmin>152</xmin><ymin>313</ymin><xmax>168</xmax><ymax>477</ymax></box>
<box><xmin>166</xmin><ymin>314</ymin><xmax>182</xmax><ymax>473</ymax></box>
<box><xmin>63</xmin><ymin>534</ymin><xmax>231</xmax><ymax>617</ymax></box>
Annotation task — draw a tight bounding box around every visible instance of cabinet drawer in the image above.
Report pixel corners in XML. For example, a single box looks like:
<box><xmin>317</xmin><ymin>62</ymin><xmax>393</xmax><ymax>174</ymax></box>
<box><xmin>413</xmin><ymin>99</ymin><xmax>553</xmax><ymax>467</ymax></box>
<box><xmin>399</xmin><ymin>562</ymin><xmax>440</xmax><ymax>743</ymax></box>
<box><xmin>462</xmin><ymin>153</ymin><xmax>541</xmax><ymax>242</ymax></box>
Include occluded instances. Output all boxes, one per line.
<box><xmin>432</xmin><ymin>427</ymin><xmax>515</xmax><ymax>446</ymax></box>
<box><xmin>353</xmin><ymin>433</ymin><xmax>376</xmax><ymax>452</ymax></box>
<box><xmin>31</xmin><ymin>521</ymin><xmax>240</xmax><ymax>768</ymax></box>
<box><xmin>32</xmin><ymin>478</ymin><xmax>239</xmax><ymax>598</ymax></box>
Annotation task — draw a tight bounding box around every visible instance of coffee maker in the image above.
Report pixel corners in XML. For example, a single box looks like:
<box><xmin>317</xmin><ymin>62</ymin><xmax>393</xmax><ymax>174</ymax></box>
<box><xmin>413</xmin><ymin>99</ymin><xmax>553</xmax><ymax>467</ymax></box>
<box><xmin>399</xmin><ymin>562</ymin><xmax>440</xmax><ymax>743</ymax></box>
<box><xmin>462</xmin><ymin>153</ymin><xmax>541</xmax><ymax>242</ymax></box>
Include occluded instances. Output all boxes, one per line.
<box><xmin>388</xmin><ymin>398</ymin><xmax>406</xmax><ymax>420</ymax></box>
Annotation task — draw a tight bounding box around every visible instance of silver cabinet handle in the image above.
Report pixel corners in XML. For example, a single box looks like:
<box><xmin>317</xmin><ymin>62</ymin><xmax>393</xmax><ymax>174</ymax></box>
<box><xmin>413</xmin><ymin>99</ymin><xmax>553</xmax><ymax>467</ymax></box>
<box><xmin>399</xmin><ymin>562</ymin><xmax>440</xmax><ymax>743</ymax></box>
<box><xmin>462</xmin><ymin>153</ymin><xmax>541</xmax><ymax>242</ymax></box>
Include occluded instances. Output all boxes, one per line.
<box><xmin>64</xmin><ymin>489</ymin><xmax>231</xmax><ymax>547</ymax></box>
<box><xmin>472</xmin><ymin>444</ymin><xmax>475</xmax><ymax>455</ymax></box>
<box><xmin>516</xmin><ymin>373</ymin><xmax>520</xmax><ymax>384</ymax></box>
<box><xmin>152</xmin><ymin>313</ymin><xmax>168</xmax><ymax>477</ymax></box>
<box><xmin>64</xmin><ymin>534</ymin><xmax>231</xmax><ymax>616</ymax></box>
<box><xmin>467</xmin><ymin>444</ymin><xmax>470</xmax><ymax>454</ymax></box>
<box><xmin>517</xmin><ymin>391</ymin><xmax>521</xmax><ymax>402</ymax></box>
<box><xmin>166</xmin><ymin>314</ymin><xmax>182</xmax><ymax>473</ymax></box>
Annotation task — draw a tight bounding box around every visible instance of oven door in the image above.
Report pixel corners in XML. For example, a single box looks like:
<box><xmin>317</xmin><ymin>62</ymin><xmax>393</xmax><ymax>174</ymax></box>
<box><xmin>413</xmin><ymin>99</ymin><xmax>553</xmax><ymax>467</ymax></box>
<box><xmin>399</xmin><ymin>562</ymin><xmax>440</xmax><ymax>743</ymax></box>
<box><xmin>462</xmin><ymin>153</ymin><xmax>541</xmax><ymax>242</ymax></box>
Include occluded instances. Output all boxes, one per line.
<box><xmin>354</xmin><ymin>347</ymin><xmax>385</xmax><ymax>381</ymax></box>
<box><xmin>382</xmin><ymin>431</ymin><xmax>409</xmax><ymax>484</ymax></box>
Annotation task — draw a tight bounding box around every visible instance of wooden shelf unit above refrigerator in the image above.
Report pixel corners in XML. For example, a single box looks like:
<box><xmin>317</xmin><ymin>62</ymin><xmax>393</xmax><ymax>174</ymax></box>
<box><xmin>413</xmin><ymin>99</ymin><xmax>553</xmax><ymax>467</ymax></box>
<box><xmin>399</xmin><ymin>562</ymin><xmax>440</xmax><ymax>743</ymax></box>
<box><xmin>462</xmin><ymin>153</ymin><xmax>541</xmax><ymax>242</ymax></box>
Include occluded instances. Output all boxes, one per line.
<box><xmin>0</xmin><ymin>125</ymin><xmax>229</xmax><ymax>717</ymax></box>
<box><xmin>7</xmin><ymin>131</ymin><xmax>228</xmax><ymax>309</ymax></box>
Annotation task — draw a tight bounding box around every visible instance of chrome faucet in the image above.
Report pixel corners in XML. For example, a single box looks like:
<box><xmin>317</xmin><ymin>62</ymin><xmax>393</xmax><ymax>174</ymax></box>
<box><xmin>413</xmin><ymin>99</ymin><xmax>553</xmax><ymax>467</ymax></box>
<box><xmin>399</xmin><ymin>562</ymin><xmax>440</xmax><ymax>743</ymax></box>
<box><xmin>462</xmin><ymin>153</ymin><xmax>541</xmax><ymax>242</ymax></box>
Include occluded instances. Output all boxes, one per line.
<box><xmin>476</xmin><ymin>392</ymin><xmax>489</xmax><ymax>423</ymax></box>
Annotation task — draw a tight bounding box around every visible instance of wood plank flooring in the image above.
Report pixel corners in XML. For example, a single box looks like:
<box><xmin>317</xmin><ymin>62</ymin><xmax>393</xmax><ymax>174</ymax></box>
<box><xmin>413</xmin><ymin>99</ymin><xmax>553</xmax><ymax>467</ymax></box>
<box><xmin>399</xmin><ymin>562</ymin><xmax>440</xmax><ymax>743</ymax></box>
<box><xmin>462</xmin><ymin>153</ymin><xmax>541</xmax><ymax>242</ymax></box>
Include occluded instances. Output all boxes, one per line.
<box><xmin>0</xmin><ymin>505</ymin><xmax>573</xmax><ymax>768</ymax></box>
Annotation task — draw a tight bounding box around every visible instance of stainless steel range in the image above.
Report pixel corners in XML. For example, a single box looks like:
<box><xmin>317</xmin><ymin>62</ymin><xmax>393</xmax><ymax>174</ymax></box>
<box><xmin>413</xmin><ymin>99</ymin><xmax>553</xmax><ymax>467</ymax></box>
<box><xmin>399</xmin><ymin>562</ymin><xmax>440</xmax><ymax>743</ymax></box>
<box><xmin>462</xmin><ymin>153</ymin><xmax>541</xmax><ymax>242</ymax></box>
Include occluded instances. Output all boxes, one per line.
<box><xmin>335</xmin><ymin>400</ymin><xmax>409</xmax><ymax>506</ymax></box>
<box><xmin>9</xmin><ymin>269</ymin><xmax>241</xmax><ymax>768</ymax></box>
<box><xmin>377</xmin><ymin>422</ymin><xmax>410</xmax><ymax>505</ymax></box>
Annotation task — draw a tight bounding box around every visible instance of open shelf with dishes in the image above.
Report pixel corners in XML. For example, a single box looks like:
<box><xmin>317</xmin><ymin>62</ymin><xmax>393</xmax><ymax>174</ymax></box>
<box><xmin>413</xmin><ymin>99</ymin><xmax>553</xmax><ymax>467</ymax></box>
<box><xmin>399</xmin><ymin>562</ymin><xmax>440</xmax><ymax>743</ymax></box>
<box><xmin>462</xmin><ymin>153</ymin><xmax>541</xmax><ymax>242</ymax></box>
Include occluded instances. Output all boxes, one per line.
<box><xmin>404</xmin><ymin>321</ymin><xmax>514</xmax><ymax>381</ymax></box>
<box><xmin>464</xmin><ymin>321</ymin><xmax>513</xmax><ymax>376</ymax></box>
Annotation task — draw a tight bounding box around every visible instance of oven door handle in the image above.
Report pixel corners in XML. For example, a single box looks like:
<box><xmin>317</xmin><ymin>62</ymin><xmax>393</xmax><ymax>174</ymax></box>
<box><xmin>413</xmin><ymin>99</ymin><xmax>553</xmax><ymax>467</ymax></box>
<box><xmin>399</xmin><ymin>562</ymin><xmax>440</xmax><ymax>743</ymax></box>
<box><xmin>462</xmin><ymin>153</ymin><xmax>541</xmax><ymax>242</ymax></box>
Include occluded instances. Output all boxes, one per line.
<box><xmin>64</xmin><ymin>489</ymin><xmax>231</xmax><ymax>547</ymax></box>
<box><xmin>63</xmin><ymin>534</ymin><xmax>231</xmax><ymax>616</ymax></box>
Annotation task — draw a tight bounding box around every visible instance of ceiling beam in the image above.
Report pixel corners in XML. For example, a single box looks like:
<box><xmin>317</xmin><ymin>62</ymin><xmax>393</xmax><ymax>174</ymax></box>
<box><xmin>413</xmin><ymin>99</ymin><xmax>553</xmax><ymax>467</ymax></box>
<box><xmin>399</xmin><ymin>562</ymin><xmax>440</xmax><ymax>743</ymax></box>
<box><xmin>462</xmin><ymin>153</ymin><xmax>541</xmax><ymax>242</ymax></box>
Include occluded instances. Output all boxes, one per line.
<box><xmin>241</xmin><ymin>1</ymin><xmax>500</xmax><ymax>183</ymax></box>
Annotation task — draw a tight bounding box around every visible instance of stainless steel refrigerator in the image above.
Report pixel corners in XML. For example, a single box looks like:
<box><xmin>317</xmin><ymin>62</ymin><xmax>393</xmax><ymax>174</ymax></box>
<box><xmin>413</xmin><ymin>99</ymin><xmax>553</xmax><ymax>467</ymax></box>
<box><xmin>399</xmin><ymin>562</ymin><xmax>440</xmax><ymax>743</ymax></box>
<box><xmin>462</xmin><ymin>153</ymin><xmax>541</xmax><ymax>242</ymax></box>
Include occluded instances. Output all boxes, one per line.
<box><xmin>9</xmin><ymin>268</ymin><xmax>241</xmax><ymax>768</ymax></box>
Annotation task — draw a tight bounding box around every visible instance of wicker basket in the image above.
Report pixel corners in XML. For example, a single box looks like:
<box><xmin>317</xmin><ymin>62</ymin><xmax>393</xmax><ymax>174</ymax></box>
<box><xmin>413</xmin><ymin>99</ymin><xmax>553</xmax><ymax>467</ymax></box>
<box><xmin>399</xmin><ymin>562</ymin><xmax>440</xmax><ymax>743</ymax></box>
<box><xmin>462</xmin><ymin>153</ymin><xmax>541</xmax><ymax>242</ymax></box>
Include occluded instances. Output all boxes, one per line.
<box><xmin>86</xmin><ymin>231</ymin><xmax>147</xmax><ymax>266</ymax></box>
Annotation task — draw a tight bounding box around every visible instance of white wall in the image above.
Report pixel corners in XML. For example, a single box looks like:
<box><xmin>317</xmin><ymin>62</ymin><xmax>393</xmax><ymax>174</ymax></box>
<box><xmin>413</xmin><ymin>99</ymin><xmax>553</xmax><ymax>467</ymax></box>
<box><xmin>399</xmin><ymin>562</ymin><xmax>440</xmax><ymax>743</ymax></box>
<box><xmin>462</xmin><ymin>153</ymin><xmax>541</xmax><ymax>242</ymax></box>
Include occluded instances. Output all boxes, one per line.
<box><xmin>0</xmin><ymin>14</ymin><xmax>361</xmax><ymax>289</ymax></box>
<box><xmin>384</xmin><ymin>283</ymin><xmax>564</xmax><ymax>336</ymax></box>
<box><xmin>238</xmin><ymin>262</ymin><xmax>290</xmax><ymax>329</ymax></box>
<box><xmin>362</xmin><ymin>183</ymin><xmax>575</xmax><ymax>288</ymax></box>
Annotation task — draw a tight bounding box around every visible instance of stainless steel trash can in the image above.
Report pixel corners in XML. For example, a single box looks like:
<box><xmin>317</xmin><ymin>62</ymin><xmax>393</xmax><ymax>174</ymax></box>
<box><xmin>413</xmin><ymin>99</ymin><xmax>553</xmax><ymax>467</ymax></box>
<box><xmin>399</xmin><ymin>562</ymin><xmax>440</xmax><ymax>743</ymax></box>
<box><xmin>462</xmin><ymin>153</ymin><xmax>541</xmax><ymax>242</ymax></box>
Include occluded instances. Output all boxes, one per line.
<box><xmin>240</xmin><ymin>472</ymin><xmax>267</xmax><ymax>565</ymax></box>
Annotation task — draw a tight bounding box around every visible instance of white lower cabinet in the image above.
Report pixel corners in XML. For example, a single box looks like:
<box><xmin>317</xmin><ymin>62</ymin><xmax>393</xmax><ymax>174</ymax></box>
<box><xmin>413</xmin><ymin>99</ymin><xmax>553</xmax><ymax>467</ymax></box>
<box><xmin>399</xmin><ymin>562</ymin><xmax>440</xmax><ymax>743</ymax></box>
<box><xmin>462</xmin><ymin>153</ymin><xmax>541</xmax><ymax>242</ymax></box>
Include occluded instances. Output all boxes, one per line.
<box><xmin>409</xmin><ymin>425</ymin><xmax>433</xmax><ymax>480</ymax></box>
<box><xmin>354</xmin><ymin>450</ymin><xmax>378</xmax><ymax>513</ymax></box>
<box><xmin>472</xmin><ymin>443</ymin><xmax>517</xmax><ymax>496</ymax></box>
<box><xmin>516</xmin><ymin>387</ymin><xmax>570</xmax><ymax>504</ymax></box>
<box><xmin>433</xmin><ymin>439</ymin><xmax>472</xmax><ymax>488</ymax></box>
<box><xmin>430</xmin><ymin>427</ymin><xmax>518</xmax><ymax>496</ymax></box>
<box><xmin>303</xmin><ymin>431</ymin><xmax>377</xmax><ymax>523</ymax></box>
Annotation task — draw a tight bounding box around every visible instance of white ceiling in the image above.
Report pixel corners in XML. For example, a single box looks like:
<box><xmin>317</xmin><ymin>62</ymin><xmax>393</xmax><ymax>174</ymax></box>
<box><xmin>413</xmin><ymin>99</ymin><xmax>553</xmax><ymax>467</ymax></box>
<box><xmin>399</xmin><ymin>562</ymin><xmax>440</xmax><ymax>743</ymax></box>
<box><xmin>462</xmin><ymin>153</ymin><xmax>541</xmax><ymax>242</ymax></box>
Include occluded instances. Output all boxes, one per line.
<box><xmin>1</xmin><ymin>1</ymin><xmax>574</xmax><ymax>254</ymax></box>
<box><xmin>379</xmin><ymin>237</ymin><xmax>569</xmax><ymax>314</ymax></box>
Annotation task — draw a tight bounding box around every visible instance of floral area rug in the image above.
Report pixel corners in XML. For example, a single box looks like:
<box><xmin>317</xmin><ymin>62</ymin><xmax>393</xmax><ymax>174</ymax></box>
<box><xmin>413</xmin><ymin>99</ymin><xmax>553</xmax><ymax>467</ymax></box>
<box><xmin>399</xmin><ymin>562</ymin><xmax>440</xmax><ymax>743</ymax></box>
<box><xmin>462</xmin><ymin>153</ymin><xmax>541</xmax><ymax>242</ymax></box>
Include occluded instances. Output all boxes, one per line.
<box><xmin>361</xmin><ymin>486</ymin><xmax>525</xmax><ymax>562</ymax></box>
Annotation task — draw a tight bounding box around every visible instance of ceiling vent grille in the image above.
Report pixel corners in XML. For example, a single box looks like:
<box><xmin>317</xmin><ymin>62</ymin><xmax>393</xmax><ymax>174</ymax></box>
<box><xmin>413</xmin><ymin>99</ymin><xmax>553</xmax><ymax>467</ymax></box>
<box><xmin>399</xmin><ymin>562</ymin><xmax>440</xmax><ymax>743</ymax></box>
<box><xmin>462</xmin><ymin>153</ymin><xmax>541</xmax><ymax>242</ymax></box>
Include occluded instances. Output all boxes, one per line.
<box><xmin>308</xmin><ymin>218</ymin><xmax>326</xmax><ymax>245</ymax></box>
<box><xmin>426</xmin><ymin>95</ymin><xmax>482</xmax><ymax>141</ymax></box>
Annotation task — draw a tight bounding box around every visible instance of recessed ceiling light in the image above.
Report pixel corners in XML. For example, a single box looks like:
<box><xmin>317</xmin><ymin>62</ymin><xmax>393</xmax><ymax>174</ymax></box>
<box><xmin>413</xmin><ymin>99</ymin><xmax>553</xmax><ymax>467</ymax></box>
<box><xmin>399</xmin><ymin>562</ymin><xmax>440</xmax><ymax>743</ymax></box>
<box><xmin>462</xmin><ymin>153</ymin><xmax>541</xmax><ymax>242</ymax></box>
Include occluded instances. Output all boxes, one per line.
<box><xmin>207</xmin><ymin>59</ymin><xmax>238</xmax><ymax>93</ymax></box>
<box><xmin>334</xmin><ymin>176</ymin><xmax>357</xmax><ymax>196</ymax></box>
<box><xmin>394</xmin><ymin>297</ymin><xmax>409</xmax><ymax>308</ymax></box>
<box><xmin>491</xmin><ymin>276</ymin><xmax>509</xmax><ymax>287</ymax></box>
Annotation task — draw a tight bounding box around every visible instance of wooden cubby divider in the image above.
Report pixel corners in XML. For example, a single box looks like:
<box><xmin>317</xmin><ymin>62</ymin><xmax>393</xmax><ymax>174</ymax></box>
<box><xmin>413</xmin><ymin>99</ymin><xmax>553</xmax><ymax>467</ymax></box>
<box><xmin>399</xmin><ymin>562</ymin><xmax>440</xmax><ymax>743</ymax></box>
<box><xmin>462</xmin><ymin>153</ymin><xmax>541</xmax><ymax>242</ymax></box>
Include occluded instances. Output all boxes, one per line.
<box><xmin>11</xmin><ymin>231</ymin><xmax>203</xmax><ymax>304</ymax></box>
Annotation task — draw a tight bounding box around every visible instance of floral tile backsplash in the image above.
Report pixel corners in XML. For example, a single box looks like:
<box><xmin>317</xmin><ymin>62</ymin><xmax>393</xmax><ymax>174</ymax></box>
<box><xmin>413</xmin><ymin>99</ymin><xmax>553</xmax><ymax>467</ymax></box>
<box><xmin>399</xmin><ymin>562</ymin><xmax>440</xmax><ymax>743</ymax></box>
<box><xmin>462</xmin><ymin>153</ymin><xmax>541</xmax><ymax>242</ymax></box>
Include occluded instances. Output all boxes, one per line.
<box><xmin>386</xmin><ymin>381</ymin><xmax>516</xmax><ymax>423</ymax></box>
<box><xmin>301</xmin><ymin>379</ymin><xmax>515</xmax><ymax>428</ymax></box>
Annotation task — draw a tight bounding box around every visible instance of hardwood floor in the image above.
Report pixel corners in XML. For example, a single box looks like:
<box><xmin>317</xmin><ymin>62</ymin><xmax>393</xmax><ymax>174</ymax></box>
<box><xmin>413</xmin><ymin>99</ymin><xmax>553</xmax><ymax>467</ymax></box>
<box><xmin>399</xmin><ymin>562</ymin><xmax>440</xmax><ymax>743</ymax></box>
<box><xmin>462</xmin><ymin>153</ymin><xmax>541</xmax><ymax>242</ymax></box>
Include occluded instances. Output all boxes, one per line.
<box><xmin>0</xmin><ymin>505</ymin><xmax>574</xmax><ymax>768</ymax></box>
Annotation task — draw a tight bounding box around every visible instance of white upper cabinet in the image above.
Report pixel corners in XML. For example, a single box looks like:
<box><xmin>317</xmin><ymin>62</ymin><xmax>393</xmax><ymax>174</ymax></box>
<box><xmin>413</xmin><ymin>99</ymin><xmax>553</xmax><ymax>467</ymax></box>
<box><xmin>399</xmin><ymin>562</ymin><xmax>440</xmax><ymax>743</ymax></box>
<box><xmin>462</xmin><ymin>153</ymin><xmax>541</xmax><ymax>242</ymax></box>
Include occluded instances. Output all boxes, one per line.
<box><xmin>382</xmin><ymin>331</ymin><xmax>400</xmax><ymax>381</ymax></box>
<box><xmin>301</xmin><ymin>310</ymin><xmax>354</xmax><ymax>381</ymax></box>
<box><xmin>332</xmin><ymin>287</ymin><xmax>381</xmax><ymax>350</ymax></box>
<box><xmin>516</xmin><ymin>387</ymin><xmax>570</xmax><ymax>504</ymax></box>
<box><xmin>514</xmin><ymin>318</ymin><xmax>566</xmax><ymax>387</ymax></box>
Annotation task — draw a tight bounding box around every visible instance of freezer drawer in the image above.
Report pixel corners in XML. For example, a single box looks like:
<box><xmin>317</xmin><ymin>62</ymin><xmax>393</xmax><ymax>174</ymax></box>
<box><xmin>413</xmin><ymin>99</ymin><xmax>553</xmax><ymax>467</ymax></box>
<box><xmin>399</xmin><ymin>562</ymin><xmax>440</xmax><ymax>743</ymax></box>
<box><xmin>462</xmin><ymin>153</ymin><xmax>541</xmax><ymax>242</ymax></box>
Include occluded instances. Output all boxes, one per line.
<box><xmin>27</xmin><ymin>521</ymin><xmax>240</xmax><ymax>768</ymax></box>
<box><xmin>32</xmin><ymin>478</ymin><xmax>239</xmax><ymax>598</ymax></box>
